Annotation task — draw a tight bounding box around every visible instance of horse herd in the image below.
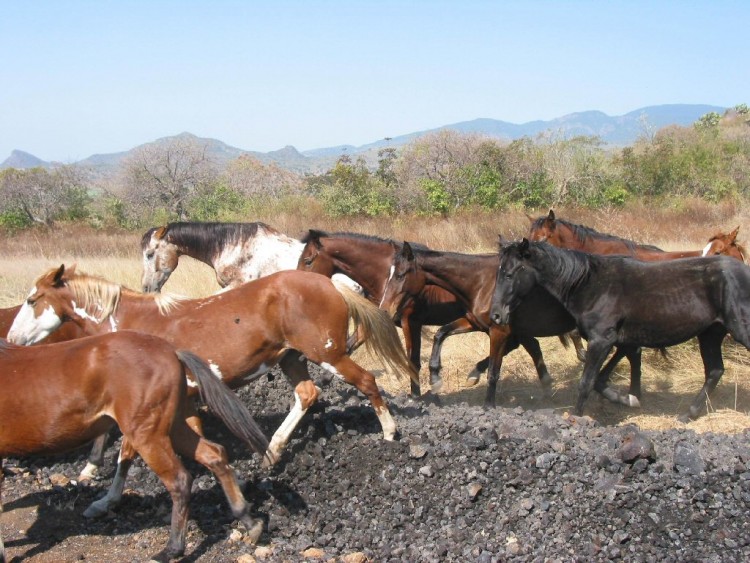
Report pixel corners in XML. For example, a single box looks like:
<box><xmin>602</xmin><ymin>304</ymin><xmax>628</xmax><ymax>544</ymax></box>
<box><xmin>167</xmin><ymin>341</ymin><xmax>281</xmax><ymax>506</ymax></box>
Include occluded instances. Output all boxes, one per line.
<box><xmin>0</xmin><ymin>211</ymin><xmax>748</xmax><ymax>560</ymax></box>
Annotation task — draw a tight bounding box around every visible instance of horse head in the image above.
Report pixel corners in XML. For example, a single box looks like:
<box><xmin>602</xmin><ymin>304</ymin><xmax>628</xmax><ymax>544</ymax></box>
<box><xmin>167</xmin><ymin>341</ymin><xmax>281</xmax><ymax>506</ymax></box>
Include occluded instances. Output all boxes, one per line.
<box><xmin>491</xmin><ymin>238</ymin><xmax>538</xmax><ymax>325</ymax></box>
<box><xmin>379</xmin><ymin>241</ymin><xmax>426</xmax><ymax>321</ymax></box>
<box><xmin>141</xmin><ymin>225</ymin><xmax>180</xmax><ymax>292</ymax></box>
<box><xmin>703</xmin><ymin>227</ymin><xmax>746</xmax><ymax>262</ymax></box>
<box><xmin>297</xmin><ymin>229</ymin><xmax>336</xmax><ymax>276</ymax></box>
<box><xmin>527</xmin><ymin>209</ymin><xmax>560</xmax><ymax>244</ymax></box>
<box><xmin>8</xmin><ymin>265</ymin><xmax>76</xmax><ymax>345</ymax></box>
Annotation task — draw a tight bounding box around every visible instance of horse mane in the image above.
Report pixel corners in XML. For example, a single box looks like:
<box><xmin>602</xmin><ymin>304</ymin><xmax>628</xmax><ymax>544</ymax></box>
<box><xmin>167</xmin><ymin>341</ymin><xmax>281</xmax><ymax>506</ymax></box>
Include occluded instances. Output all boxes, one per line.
<box><xmin>300</xmin><ymin>230</ymin><xmax>430</xmax><ymax>251</ymax></box>
<box><xmin>143</xmin><ymin>222</ymin><xmax>280</xmax><ymax>257</ymax></box>
<box><xmin>527</xmin><ymin>242</ymin><xmax>593</xmax><ymax>303</ymax></box>
<box><xmin>48</xmin><ymin>269</ymin><xmax>186</xmax><ymax>319</ymax></box>
<box><xmin>533</xmin><ymin>216</ymin><xmax>664</xmax><ymax>253</ymax></box>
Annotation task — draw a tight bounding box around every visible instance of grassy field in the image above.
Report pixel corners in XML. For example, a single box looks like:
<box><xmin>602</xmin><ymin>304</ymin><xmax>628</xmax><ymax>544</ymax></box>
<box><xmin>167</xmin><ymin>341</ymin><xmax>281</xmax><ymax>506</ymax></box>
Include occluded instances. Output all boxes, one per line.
<box><xmin>2</xmin><ymin>203</ymin><xmax>749</xmax><ymax>434</ymax></box>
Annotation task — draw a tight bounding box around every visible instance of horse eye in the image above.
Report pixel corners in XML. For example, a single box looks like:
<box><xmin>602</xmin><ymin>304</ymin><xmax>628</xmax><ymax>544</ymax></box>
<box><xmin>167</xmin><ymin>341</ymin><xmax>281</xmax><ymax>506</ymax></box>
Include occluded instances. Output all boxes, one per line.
<box><xmin>303</xmin><ymin>257</ymin><xmax>313</xmax><ymax>266</ymax></box>
<box><xmin>146</xmin><ymin>251</ymin><xmax>155</xmax><ymax>259</ymax></box>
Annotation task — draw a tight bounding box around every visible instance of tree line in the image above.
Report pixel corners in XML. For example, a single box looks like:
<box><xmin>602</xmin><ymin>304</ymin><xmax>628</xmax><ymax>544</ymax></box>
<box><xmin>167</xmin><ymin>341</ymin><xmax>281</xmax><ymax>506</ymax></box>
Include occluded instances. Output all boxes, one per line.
<box><xmin>1</xmin><ymin>105</ymin><xmax>748</xmax><ymax>231</ymax></box>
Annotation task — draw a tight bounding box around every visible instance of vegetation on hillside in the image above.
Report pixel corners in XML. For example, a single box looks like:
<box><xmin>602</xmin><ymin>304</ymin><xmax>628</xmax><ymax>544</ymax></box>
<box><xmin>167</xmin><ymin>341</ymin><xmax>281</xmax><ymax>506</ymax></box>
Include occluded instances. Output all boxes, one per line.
<box><xmin>1</xmin><ymin>105</ymin><xmax>748</xmax><ymax>231</ymax></box>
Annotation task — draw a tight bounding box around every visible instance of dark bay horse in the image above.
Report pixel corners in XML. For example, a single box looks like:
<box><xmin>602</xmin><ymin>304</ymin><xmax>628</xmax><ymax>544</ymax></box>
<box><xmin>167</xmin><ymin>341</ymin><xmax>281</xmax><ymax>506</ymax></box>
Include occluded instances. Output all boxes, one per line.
<box><xmin>492</xmin><ymin>239</ymin><xmax>750</xmax><ymax>420</ymax></box>
<box><xmin>0</xmin><ymin>332</ymin><xmax>268</xmax><ymax>562</ymax></box>
<box><xmin>377</xmin><ymin>243</ymin><xmax>636</xmax><ymax>409</ymax></box>
<box><xmin>297</xmin><ymin>230</ymin><xmax>487</xmax><ymax>395</ymax></box>
<box><xmin>528</xmin><ymin>209</ymin><xmax>746</xmax><ymax>261</ymax></box>
<box><xmin>141</xmin><ymin>221</ymin><xmax>361</xmax><ymax>292</ymax></box>
<box><xmin>8</xmin><ymin>266</ymin><xmax>415</xmax><ymax>473</ymax></box>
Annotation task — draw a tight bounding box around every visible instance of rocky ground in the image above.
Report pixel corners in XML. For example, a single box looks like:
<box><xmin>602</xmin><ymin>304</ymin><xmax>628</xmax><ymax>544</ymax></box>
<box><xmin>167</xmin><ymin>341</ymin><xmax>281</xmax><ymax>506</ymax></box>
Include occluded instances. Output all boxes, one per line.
<box><xmin>2</xmin><ymin>366</ymin><xmax>750</xmax><ymax>562</ymax></box>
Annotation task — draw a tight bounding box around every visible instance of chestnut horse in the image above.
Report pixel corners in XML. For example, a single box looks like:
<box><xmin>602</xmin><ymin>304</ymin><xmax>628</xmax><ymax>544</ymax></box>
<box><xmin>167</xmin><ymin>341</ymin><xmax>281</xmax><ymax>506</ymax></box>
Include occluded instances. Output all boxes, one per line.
<box><xmin>492</xmin><ymin>240</ymin><xmax>750</xmax><ymax>420</ymax></box>
<box><xmin>0</xmin><ymin>332</ymin><xmax>268</xmax><ymax>562</ymax></box>
<box><xmin>140</xmin><ymin>221</ymin><xmax>361</xmax><ymax>293</ymax></box>
<box><xmin>297</xmin><ymin>230</ymin><xmax>481</xmax><ymax>395</ymax></box>
<box><xmin>528</xmin><ymin>210</ymin><xmax>746</xmax><ymax>262</ymax></box>
<box><xmin>8</xmin><ymin>266</ymin><xmax>415</xmax><ymax>475</ymax></box>
<box><xmin>380</xmin><ymin>243</ymin><xmax>642</xmax><ymax>409</ymax></box>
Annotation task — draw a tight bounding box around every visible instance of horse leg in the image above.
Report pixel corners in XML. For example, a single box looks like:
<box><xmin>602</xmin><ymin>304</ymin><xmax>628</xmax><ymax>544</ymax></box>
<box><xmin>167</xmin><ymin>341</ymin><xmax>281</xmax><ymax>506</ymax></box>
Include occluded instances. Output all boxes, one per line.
<box><xmin>345</xmin><ymin>324</ymin><xmax>366</xmax><ymax>356</ymax></box>
<box><xmin>400</xmin><ymin>313</ymin><xmax>423</xmax><ymax>397</ymax></box>
<box><xmin>79</xmin><ymin>431</ymin><xmax>109</xmax><ymax>481</ymax></box>
<box><xmin>263</xmin><ymin>351</ymin><xmax>319</xmax><ymax>467</ymax></box>
<box><xmin>518</xmin><ymin>335</ymin><xmax>553</xmax><ymax>393</ymax></box>
<box><xmin>83</xmin><ymin>438</ymin><xmax>137</xmax><ymax>518</ymax></box>
<box><xmin>171</xmin><ymin>423</ymin><xmax>263</xmax><ymax>544</ymax></box>
<box><xmin>428</xmin><ymin>317</ymin><xmax>478</xmax><ymax>392</ymax></box>
<box><xmin>135</xmin><ymin>440</ymin><xmax>193</xmax><ymax>562</ymax></box>
<box><xmin>575</xmin><ymin>340</ymin><xmax>614</xmax><ymax>416</ymax></box>
<box><xmin>483</xmin><ymin>325</ymin><xmax>512</xmax><ymax>409</ymax></box>
<box><xmin>593</xmin><ymin>346</ymin><xmax>642</xmax><ymax>408</ymax></box>
<box><xmin>323</xmin><ymin>356</ymin><xmax>398</xmax><ymax>441</ymax></box>
<box><xmin>682</xmin><ymin>329</ymin><xmax>727</xmax><ymax>422</ymax></box>
<box><xmin>570</xmin><ymin>329</ymin><xmax>587</xmax><ymax>362</ymax></box>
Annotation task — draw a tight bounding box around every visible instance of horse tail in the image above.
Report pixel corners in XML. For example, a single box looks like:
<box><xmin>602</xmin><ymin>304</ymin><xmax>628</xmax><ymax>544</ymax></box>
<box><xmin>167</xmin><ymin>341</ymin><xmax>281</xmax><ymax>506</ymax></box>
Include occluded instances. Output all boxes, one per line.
<box><xmin>335</xmin><ymin>285</ymin><xmax>419</xmax><ymax>385</ymax></box>
<box><xmin>176</xmin><ymin>350</ymin><xmax>269</xmax><ymax>456</ymax></box>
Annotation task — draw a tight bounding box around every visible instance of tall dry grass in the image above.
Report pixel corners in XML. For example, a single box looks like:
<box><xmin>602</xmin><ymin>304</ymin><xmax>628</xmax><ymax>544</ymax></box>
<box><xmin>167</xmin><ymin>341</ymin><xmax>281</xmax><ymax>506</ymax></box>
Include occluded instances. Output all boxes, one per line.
<box><xmin>2</xmin><ymin>204</ymin><xmax>749</xmax><ymax>433</ymax></box>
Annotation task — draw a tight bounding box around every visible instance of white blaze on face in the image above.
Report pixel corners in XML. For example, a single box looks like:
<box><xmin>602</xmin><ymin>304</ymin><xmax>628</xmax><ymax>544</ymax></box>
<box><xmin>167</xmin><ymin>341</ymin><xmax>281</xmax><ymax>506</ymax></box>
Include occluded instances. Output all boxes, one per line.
<box><xmin>8</xmin><ymin>301</ymin><xmax>63</xmax><ymax>345</ymax></box>
<box><xmin>379</xmin><ymin>265</ymin><xmax>396</xmax><ymax>308</ymax></box>
<box><xmin>701</xmin><ymin>242</ymin><xmax>713</xmax><ymax>257</ymax></box>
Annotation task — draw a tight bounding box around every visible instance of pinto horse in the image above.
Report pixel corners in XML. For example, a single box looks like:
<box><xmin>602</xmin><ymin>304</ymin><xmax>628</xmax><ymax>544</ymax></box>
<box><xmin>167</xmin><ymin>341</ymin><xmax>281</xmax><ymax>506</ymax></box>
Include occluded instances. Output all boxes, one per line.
<box><xmin>528</xmin><ymin>209</ymin><xmax>746</xmax><ymax>262</ymax></box>
<box><xmin>377</xmin><ymin>243</ymin><xmax>636</xmax><ymax>409</ymax></box>
<box><xmin>297</xmin><ymin>230</ymin><xmax>483</xmax><ymax>395</ymax></box>
<box><xmin>492</xmin><ymin>240</ymin><xmax>750</xmax><ymax>420</ymax></box>
<box><xmin>140</xmin><ymin>221</ymin><xmax>361</xmax><ymax>293</ymax></box>
<box><xmin>8</xmin><ymin>266</ymin><xmax>415</xmax><ymax>475</ymax></box>
<box><xmin>0</xmin><ymin>332</ymin><xmax>268</xmax><ymax>562</ymax></box>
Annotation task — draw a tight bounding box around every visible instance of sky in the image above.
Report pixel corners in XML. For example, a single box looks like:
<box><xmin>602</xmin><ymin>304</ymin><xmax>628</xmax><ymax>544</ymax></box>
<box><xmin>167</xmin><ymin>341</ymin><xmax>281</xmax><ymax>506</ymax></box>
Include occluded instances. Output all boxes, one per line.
<box><xmin>1</xmin><ymin>1</ymin><xmax>748</xmax><ymax>163</ymax></box>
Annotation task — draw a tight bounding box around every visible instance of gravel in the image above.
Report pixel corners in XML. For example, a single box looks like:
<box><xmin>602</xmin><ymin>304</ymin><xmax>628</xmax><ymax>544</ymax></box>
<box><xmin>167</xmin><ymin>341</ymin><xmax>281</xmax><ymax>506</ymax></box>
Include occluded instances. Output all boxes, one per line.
<box><xmin>3</xmin><ymin>366</ymin><xmax>750</xmax><ymax>562</ymax></box>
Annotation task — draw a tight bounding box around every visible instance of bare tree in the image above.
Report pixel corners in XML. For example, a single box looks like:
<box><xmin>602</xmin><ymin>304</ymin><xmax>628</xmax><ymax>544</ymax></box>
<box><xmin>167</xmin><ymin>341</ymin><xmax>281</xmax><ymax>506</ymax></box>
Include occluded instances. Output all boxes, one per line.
<box><xmin>120</xmin><ymin>136</ymin><xmax>218</xmax><ymax>220</ymax></box>
<box><xmin>224</xmin><ymin>155</ymin><xmax>303</xmax><ymax>198</ymax></box>
<box><xmin>0</xmin><ymin>165</ymin><xmax>88</xmax><ymax>226</ymax></box>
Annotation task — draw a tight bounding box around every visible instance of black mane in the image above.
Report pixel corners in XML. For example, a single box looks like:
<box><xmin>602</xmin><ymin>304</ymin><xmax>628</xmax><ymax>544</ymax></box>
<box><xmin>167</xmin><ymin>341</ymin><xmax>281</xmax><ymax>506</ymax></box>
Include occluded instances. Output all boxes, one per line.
<box><xmin>142</xmin><ymin>222</ymin><xmax>272</xmax><ymax>257</ymax></box>
<box><xmin>532</xmin><ymin>216</ymin><xmax>663</xmax><ymax>253</ymax></box>
<box><xmin>301</xmin><ymin>230</ymin><xmax>430</xmax><ymax>251</ymax></box>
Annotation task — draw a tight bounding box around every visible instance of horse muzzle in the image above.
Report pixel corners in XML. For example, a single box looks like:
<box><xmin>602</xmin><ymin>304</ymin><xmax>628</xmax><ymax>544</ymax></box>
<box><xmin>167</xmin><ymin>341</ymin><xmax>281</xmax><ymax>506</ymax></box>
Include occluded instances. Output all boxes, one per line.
<box><xmin>490</xmin><ymin>305</ymin><xmax>511</xmax><ymax>325</ymax></box>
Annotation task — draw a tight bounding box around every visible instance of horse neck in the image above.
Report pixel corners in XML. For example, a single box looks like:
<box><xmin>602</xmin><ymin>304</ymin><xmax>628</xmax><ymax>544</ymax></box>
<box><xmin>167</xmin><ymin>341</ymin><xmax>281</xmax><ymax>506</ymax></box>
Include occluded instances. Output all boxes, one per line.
<box><xmin>415</xmin><ymin>250</ymin><xmax>498</xmax><ymax>310</ymax></box>
<box><xmin>323</xmin><ymin>238</ymin><xmax>393</xmax><ymax>299</ymax></box>
<box><xmin>529</xmin><ymin>246</ymin><xmax>591</xmax><ymax>308</ymax></box>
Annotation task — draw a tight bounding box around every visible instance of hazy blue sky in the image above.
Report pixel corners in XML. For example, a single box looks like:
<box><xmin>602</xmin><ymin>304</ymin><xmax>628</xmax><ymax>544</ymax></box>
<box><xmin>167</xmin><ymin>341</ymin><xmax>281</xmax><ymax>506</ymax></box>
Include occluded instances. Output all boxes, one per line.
<box><xmin>2</xmin><ymin>1</ymin><xmax>748</xmax><ymax>162</ymax></box>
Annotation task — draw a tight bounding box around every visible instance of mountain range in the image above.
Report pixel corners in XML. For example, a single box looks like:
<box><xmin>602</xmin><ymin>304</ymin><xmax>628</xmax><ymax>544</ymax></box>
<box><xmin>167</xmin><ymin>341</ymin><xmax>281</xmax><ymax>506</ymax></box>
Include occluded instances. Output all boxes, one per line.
<box><xmin>1</xmin><ymin>104</ymin><xmax>725</xmax><ymax>176</ymax></box>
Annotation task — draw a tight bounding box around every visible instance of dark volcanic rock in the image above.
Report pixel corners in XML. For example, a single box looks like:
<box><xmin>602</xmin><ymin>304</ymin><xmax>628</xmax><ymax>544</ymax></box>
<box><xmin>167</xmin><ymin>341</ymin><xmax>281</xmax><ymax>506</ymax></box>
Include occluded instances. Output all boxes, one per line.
<box><xmin>4</xmin><ymin>367</ymin><xmax>750</xmax><ymax>561</ymax></box>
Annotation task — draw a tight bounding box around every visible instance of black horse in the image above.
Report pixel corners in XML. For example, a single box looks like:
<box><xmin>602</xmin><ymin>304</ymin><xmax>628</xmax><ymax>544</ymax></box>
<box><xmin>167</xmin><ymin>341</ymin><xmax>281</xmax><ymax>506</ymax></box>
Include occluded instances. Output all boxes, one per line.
<box><xmin>491</xmin><ymin>239</ymin><xmax>750</xmax><ymax>420</ymax></box>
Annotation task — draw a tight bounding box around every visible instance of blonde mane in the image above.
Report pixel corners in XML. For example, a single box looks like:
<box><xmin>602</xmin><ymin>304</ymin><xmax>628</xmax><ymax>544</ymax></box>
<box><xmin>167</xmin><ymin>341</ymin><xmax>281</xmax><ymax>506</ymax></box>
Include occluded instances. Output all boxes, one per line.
<box><xmin>48</xmin><ymin>269</ymin><xmax>187</xmax><ymax>319</ymax></box>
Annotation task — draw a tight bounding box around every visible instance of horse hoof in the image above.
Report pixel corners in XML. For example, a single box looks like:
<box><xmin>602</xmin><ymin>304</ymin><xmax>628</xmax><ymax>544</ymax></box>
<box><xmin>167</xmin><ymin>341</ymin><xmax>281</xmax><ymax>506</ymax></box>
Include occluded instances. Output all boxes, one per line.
<box><xmin>430</xmin><ymin>377</ymin><xmax>443</xmax><ymax>393</ymax></box>
<box><xmin>242</xmin><ymin>518</ymin><xmax>264</xmax><ymax>545</ymax></box>
<box><xmin>261</xmin><ymin>449</ymin><xmax>281</xmax><ymax>469</ymax></box>
<box><xmin>78</xmin><ymin>462</ymin><xmax>99</xmax><ymax>482</ymax></box>
<box><xmin>83</xmin><ymin>501</ymin><xmax>109</xmax><ymax>519</ymax></box>
<box><xmin>466</xmin><ymin>374</ymin><xmax>480</xmax><ymax>387</ymax></box>
<box><xmin>628</xmin><ymin>394</ymin><xmax>641</xmax><ymax>408</ymax></box>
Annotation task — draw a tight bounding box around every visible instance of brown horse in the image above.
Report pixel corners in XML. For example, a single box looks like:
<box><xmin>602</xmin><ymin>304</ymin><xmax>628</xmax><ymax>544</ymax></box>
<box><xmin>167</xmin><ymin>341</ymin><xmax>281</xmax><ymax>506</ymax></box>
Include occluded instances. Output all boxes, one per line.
<box><xmin>528</xmin><ymin>210</ymin><xmax>746</xmax><ymax>261</ymax></box>
<box><xmin>297</xmin><ymin>230</ymin><xmax>491</xmax><ymax>394</ymax></box>
<box><xmin>379</xmin><ymin>243</ymin><xmax>642</xmax><ymax>409</ymax></box>
<box><xmin>8</xmin><ymin>266</ymin><xmax>415</xmax><ymax>473</ymax></box>
<box><xmin>0</xmin><ymin>332</ymin><xmax>268</xmax><ymax>562</ymax></box>
<box><xmin>1</xmin><ymin>304</ymin><xmax>84</xmax><ymax>341</ymax></box>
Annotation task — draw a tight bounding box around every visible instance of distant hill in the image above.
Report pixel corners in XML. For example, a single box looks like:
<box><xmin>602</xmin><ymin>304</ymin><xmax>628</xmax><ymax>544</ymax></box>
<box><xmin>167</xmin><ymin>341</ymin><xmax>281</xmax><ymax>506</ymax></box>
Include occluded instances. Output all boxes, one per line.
<box><xmin>1</xmin><ymin>104</ymin><xmax>727</xmax><ymax>175</ymax></box>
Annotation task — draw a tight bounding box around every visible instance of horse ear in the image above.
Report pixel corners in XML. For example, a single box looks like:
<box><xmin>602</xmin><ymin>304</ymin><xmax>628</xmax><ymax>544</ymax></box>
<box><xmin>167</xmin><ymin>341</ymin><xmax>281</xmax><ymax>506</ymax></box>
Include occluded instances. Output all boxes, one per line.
<box><xmin>731</xmin><ymin>226</ymin><xmax>740</xmax><ymax>241</ymax></box>
<box><xmin>52</xmin><ymin>264</ymin><xmax>67</xmax><ymax>286</ymax></box>
<box><xmin>519</xmin><ymin>238</ymin><xmax>532</xmax><ymax>257</ymax></box>
<box><xmin>547</xmin><ymin>209</ymin><xmax>556</xmax><ymax>222</ymax></box>
<box><xmin>524</xmin><ymin>213</ymin><xmax>535</xmax><ymax>224</ymax></box>
<box><xmin>307</xmin><ymin>229</ymin><xmax>324</xmax><ymax>249</ymax></box>
<box><xmin>154</xmin><ymin>226</ymin><xmax>168</xmax><ymax>240</ymax></box>
<box><xmin>401</xmin><ymin>241</ymin><xmax>415</xmax><ymax>262</ymax></box>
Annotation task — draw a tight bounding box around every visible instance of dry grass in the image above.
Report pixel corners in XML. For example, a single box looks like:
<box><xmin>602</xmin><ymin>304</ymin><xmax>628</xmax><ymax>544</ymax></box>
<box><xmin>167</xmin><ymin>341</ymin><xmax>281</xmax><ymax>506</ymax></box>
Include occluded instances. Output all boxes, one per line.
<box><xmin>2</xmin><ymin>205</ymin><xmax>749</xmax><ymax>434</ymax></box>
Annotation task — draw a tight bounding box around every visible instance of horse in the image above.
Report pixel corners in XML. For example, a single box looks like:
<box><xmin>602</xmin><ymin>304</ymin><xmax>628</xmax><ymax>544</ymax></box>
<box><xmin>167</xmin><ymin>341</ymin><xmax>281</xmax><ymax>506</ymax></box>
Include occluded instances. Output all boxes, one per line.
<box><xmin>377</xmin><ymin>242</ymin><xmax>639</xmax><ymax>409</ymax></box>
<box><xmin>0</xmin><ymin>332</ymin><xmax>268</xmax><ymax>562</ymax></box>
<box><xmin>491</xmin><ymin>239</ymin><xmax>750</xmax><ymax>420</ymax></box>
<box><xmin>140</xmin><ymin>221</ymin><xmax>361</xmax><ymax>293</ymax></box>
<box><xmin>297</xmin><ymin>230</ymin><xmax>484</xmax><ymax>395</ymax></box>
<box><xmin>528</xmin><ymin>209</ymin><xmax>746</xmax><ymax>261</ymax></box>
<box><xmin>1</xmin><ymin>304</ymin><xmax>86</xmax><ymax>341</ymax></box>
<box><xmin>8</xmin><ymin>265</ymin><xmax>416</xmax><ymax>476</ymax></box>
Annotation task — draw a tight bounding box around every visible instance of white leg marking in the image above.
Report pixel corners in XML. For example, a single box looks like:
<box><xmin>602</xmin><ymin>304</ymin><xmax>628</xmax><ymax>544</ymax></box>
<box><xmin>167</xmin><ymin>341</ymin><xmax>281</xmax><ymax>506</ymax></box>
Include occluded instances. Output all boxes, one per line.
<box><xmin>321</xmin><ymin>362</ymin><xmax>344</xmax><ymax>380</ymax></box>
<box><xmin>78</xmin><ymin>461</ymin><xmax>99</xmax><ymax>481</ymax></box>
<box><xmin>263</xmin><ymin>392</ymin><xmax>307</xmax><ymax>467</ymax></box>
<box><xmin>375</xmin><ymin>405</ymin><xmax>397</xmax><ymax>441</ymax></box>
<box><xmin>83</xmin><ymin>451</ymin><xmax>129</xmax><ymax>518</ymax></box>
